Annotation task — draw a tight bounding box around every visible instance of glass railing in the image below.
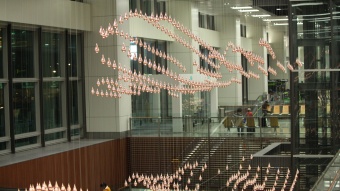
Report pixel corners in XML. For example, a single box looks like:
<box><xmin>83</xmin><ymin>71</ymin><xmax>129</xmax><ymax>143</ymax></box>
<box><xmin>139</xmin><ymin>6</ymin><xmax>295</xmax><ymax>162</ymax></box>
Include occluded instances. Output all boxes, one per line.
<box><xmin>129</xmin><ymin>116</ymin><xmax>293</xmax><ymax>138</ymax></box>
<box><xmin>129</xmin><ymin>115</ymin><xmax>334</xmax><ymax>141</ymax></box>
<box><xmin>311</xmin><ymin>150</ymin><xmax>340</xmax><ymax>190</ymax></box>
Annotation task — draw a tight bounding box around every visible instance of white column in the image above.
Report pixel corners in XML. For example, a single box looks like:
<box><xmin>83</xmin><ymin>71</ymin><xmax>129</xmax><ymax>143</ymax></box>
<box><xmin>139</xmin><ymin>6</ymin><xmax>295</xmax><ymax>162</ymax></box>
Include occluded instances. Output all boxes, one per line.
<box><xmin>85</xmin><ymin>0</ymin><xmax>131</xmax><ymax>134</ymax></box>
<box><xmin>210</xmin><ymin>88</ymin><xmax>218</xmax><ymax>119</ymax></box>
<box><xmin>172</xmin><ymin>92</ymin><xmax>183</xmax><ymax>132</ymax></box>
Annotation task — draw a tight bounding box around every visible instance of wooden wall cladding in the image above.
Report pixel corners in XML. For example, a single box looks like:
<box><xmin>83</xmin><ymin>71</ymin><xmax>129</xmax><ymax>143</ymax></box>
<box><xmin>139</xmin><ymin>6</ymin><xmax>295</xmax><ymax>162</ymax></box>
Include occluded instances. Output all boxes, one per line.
<box><xmin>0</xmin><ymin>139</ymin><xmax>128</xmax><ymax>191</ymax></box>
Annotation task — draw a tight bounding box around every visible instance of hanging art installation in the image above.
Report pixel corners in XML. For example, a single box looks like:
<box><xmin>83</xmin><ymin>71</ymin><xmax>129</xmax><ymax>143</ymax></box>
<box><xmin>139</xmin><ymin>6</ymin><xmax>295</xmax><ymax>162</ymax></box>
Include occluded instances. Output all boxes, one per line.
<box><xmin>122</xmin><ymin>155</ymin><xmax>299</xmax><ymax>191</ymax></box>
<box><xmin>91</xmin><ymin>9</ymin><xmax>301</xmax><ymax>99</ymax></box>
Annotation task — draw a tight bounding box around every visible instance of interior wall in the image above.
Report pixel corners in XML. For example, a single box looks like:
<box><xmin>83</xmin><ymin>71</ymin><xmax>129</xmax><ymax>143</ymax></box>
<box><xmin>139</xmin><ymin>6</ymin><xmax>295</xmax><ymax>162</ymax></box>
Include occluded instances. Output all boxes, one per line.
<box><xmin>0</xmin><ymin>0</ymin><xmax>90</xmax><ymax>31</ymax></box>
<box><xmin>0</xmin><ymin>139</ymin><xmax>128</xmax><ymax>191</ymax></box>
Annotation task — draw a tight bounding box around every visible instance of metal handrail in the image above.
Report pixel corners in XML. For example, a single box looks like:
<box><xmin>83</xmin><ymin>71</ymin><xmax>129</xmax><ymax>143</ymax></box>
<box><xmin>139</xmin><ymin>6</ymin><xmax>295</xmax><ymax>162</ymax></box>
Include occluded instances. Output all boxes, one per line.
<box><xmin>311</xmin><ymin>150</ymin><xmax>340</xmax><ymax>191</ymax></box>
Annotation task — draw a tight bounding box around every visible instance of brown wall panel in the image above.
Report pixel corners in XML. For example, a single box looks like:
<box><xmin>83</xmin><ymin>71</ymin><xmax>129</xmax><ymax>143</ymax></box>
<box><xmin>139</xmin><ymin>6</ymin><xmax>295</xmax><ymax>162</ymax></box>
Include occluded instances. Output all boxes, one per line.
<box><xmin>0</xmin><ymin>139</ymin><xmax>128</xmax><ymax>191</ymax></box>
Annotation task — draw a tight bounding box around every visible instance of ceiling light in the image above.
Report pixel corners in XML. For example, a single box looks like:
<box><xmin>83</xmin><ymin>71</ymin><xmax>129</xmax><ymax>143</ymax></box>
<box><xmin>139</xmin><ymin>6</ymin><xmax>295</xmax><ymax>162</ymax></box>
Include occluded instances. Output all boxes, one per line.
<box><xmin>292</xmin><ymin>2</ymin><xmax>324</xmax><ymax>7</ymax></box>
<box><xmin>251</xmin><ymin>14</ymin><xmax>271</xmax><ymax>17</ymax></box>
<box><xmin>231</xmin><ymin>6</ymin><xmax>252</xmax><ymax>9</ymax></box>
<box><xmin>263</xmin><ymin>18</ymin><xmax>288</xmax><ymax>22</ymax></box>
<box><xmin>238</xmin><ymin>9</ymin><xmax>259</xmax><ymax>12</ymax></box>
<box><xmin>274</xmin><ymin>23</ymin><xmax>288</xmax><ymax>26</ymax></box>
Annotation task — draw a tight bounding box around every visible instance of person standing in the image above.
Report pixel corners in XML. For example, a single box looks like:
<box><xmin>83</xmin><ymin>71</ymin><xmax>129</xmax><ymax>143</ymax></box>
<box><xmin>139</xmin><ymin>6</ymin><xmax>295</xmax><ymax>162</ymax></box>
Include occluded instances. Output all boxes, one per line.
<box><xmin>261</xmin><ymin>101</ymin><xmax>269</xmax><ymax>127</ymax></box>
<box><xmin>234</xmin><ymin>108</ymin><xmax>244</xmax><ymax>136</ymax></box>
<box><xmin>246</xmin><ymin>108</ymin><xmax>253</xmax><ymax>117</ymax></box>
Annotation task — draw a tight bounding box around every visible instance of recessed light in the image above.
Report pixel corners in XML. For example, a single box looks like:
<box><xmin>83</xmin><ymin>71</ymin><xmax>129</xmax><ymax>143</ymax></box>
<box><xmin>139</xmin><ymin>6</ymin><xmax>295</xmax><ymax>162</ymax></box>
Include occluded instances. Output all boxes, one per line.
<box><xmin>263</xmin><ymin>18</ymin><xmax>288</xmax><ymax>22</ymax></box>
<box><xmin>238</xmin><ymin>9</ymin><xmax>259</xmax><ymax>12</ymax></box>
<box><xmin>251</xmin><ymin>14</ymin><xmax>271</xmax><ymax>17</ymax></box>
<box><xmin>231</xmin><ymin>6</ymin><xmax>252</xmax><ymax>9</ymax></box>
<box><xmin>274</xmin><ymin>23</ymin><xmax>288</xmax><ymax>26</ymax></box>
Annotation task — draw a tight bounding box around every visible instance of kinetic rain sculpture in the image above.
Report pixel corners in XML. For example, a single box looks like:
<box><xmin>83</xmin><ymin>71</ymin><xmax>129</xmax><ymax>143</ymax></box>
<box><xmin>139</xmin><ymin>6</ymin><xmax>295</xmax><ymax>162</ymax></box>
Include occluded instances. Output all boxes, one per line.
<box><xmin>91</xmin><ymin>9</ymin><xmax>302</xmax><ymax>99</ymax></box>
<box><xmin>123</xmin><ymin>154</ymin><xmax>299</xmax><ymax>191</ymax></box>
<box><xmin>24</xmin><ymin>181</ymin><xmax>87</xmax><ymax>191</ymax></box>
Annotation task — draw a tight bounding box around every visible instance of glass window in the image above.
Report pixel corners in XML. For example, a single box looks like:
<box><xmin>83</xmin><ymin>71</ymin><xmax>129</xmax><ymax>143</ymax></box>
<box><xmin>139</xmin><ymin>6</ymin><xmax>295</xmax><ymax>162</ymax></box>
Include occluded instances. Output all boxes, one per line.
<box><xmin>11</xmin><ymin>29</ymin><xmax>35</xmax><ymax>78</ymax></box>
<box><xmin>199</xmin><ymin>12</ymin><xmax>206</xmax><ymax>28</ymax></box>
<box><xmin>199</xmin><ymin>13</ymin><xmax>215</xmax><ymax>30</ymax></box>
<box><xmin>68</xmin><ymin>33</ymin><xmax>81</xmax><ymax>77</ymax></box>
<box><xmin>131</xmin><ymin>39</ymin><xmax>167</xmax><ymax>75</ymax></box>
<box><xmin>0</xmin><ymin>28</ymin><xmax>3</xmax><ymax>78</ymax></box>
<box><xmin>0</xmin><ymin>83</ymin><xmax>4</xmax><ymax>137</ymax></box>
<box><xmin>207</xmin><ymin>15</ymin><xmax>215</xmax><ymax>30</ymax></box>
<box><xmin>13</xmin><ymin>82</ymin><xmax>36</xmax><ymax>135</ymax></box>
<box><xmin>129</xmin><ymin>0</ymin><xmax>166</xmax><ymax>16</ymax></box>
<box><xmin>199</xmin><ymin>46</ymin><xmax>216</xmax><ymax>72</ymax></box>
<box><xmin>42</xmin><ymin>32</ymin><xmax>63</xmax><ymax>77</ymax></box>
<box><xmin>69</xmin><ymin>80</ymin><xmax>79</xmax><ymax>125</ymax></box>
<box><xmin>70</xmin><ymin>128</ymin><xmax>80</xmax><ymax>137</ymax></box>
<box><xmin>43</xmin><ymin>81</ymin><xmax>62</xmax><ymax>129</ymax></box>
<box><xmin>68</xmin><ymin>32</ymin><xmax>83</xmax><ymax>138</ymax></box>
<box><xmin>45</xmin><ymin>132</ymin><xmax>64</xmax><ymax>142</ymax></box>
<box><xmin>15</xmin><ymin>137</ymin><xmax>37</xmax><ymax>148</ymax></box>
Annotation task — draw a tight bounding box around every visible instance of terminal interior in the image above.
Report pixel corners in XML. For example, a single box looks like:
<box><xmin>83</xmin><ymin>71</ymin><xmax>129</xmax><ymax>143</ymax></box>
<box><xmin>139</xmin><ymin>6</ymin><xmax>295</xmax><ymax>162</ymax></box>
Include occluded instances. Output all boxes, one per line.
<box><xmin>0</xmin><ymin>0</ymin><xmax>340</xmax><ymax>191</ymax></box>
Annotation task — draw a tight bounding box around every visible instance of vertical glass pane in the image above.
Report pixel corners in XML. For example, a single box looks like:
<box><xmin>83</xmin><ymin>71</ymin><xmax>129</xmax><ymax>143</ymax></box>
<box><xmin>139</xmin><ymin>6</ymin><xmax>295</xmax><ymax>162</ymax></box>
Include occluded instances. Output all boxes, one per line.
<box><xmin>142</xmin><ymin>0</ymin><xmax>151</xmax><ymax>15</ymax></box>
<box><xmin>132</xmin><ymin>92</ymin><xmax>151</xmax><ymax>117</ymax></box>
<box><xmin>129</xmin><ymin>0</ymin><xmax>137</xmax><ymax>11</ymax></box>
<box><xmin>42</xmin><ymin>32</ymin><xmax>62</xmax><ymax>77</ymax></box>
<box><xmin>156</xmin><ymin>1</ymin><xmax>166</xmax><ymax>15</ymax></box>
<box><xmin>0</xmin><ymin>83</ymin><xmax>4</xmax><ymax>137</ymax></box>
<box><xmin>13</xmin><ymin>82</ymin><xmax>36</xmax><ymax>134</ymax></box>
<box><xmin>0</xmin><ymin>28</ymin><xmax>3</xmax><ymax>78</ymax></box>
<box><xmin>143</xmin><ymin>40</ymin><xmax>155</xmax><ymax>74</ymax></box>
<box><xmin>11</xmin><ymin>29</ymin><xmax>34</xmax><ymax>78</ymax></box>
<box><xmin>69</xmin><ymin>80</ymin><xmax>79</xmax><ymax>125</ymax></box>
<box><xmin>68</xmin><ymin>33</ymin><xmax>81</xmax><ymax>77</ymax></box>
<box><xmin>157</xmin><ymin>41</ymin><xmax>166</xmax><ymax>74</ymax></box>
<box><xmin>43</xmin><ymin>81</ymin><xmax>62</xmax><ymax>129</ymax></box>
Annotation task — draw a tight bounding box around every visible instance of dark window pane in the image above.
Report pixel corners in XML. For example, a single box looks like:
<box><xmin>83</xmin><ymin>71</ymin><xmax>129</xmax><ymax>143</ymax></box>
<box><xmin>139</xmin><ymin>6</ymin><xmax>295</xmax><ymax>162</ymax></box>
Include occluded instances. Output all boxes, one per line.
<box><xmin>0</xmin><ymin>28</ymin><xmax>3</xmax><ymax>78</ymax></box>
<box><xmin>71</xmin><ymin>128</ymin><xmax>80</xmax><ymax>137</ymax></box>
<box><xmin>0</xmin><ymin>142</ymin><xmax>6</xmax><ymax>150</ymax></box>
<box><xmin>68</xmin><ymin>33</ymin><xmax>81</xmax><ymax>77</ymax></box>
<box><xmin>129</xmin><ymin>0</ymin><xmax>137</xmax><ymax>11</ymax></box>
<box><xmin>13</xmin><ymin>82</ymin><xmax>36</xmax><ymax>134</ymax></box>
<box><xmin>45</xmin><ymin>132</ymin><xmax>64</xmax><ymax>142</ymax></box>
<box><xmin>11</xmin><ymin>29</ymin><xmax>34</xmax><ymax>78</ymax></box>
<box><xmin>43</xmin><ymin>82</ymin><xmax>62</xmax><ymax>129</ymax></box>
<box><xmin>15</xmin><ymin>137</ymin><xmax>37</xmax><ymax>148</ymax></box>
<box><xmin>130</xmin><ymin>0</ymin><xmax>167</xmax><ymax>16</ymax></box>
<box><xmin>42</xmin><ymin>32</ymin><xmax>62</xmax><ymax>77</ymax></box>
<box><xmin>69</xmin><ymin>80</ymin><xmax>79</xmax><ymax>125</ymax></box>
<box><xmin>131</xmin><ymin>39</ymin><xmax>166</xmax><ymax>75</ymax></box>
<box><xmin>0</xmin><ymin>83</ymin><xmax>4</xmax><ymax>137</ymax></box>
<box><xmin>142</xmin><ymin>0</ymin><xmax>152</xmax><ymax>15</ymax></box>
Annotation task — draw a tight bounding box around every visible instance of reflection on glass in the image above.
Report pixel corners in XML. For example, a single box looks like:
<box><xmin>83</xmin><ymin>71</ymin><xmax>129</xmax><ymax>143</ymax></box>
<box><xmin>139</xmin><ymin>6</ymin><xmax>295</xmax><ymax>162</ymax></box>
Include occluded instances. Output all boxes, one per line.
<box><xmin>42</xmin><ymin>32</ymin><xmax>62</xmax><ymax>77</ymax></box>
<box><xmin>13</xmin><ymin>82</ymin><xmax>36</xmax><ymax>135</ymax></box>
<box><xmin>0</xmin><ymin>83</ymin><xmax>4</xmax><ymax>137</ymax></box>
<box><xmin>68</xmin><ymin>33</ymin><xmax>81</xmax><ymax>77</ymax></box>
<box><xmin>43</xmin><ymin>82</ymin><xmax>62</xmax><ymax>129</ymax></box>
<box><xmin>11</xmin><ymin>29</ymin><xmax>34</xmax><ymax>78</ymax></box>
<box><xmin>0</xmin><ymin>28</ymin><xmax>3</xmax><ymax>78</ymax></box>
